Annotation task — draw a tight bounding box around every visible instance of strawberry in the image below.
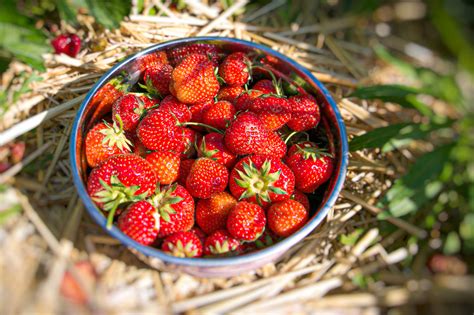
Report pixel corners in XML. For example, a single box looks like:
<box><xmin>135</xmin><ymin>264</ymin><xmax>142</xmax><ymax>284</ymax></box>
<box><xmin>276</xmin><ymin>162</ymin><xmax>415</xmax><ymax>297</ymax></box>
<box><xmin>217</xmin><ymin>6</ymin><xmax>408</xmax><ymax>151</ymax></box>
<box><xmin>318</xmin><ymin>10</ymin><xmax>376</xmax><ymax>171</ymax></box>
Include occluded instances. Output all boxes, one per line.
<box><xmin>291</xmin><ymin>190</ymin><xmax>310</xmax><ymax>211</ymax></box>
<box><xmin>117</xmin><ymin>200</ymin><xmax>160</xmax><ymax>245</ymax></box>
<box><xmin>159</xmin><ymin>95</ymin><xmax>192</xmax><ymax>123</ymax></box>
<box><xmin>161</xmin><ymin>231</ymin><xmax>202</xmax><ymax>258</ymax></box>
<box><xmin>60</xmin><ymin>261</ymin><xmax>96</xmax><ymax>305</ymax></box>
<box><xmin>167</xmin><ymin>43</ymin><xmax>220</xmax><ymax>67</ymax></box>
<box><xmin>254</xmin><ymin>131</ymin><xmax>287</xmax><ymax>158</ymax></box>
<box><xmin>112</xmin><ymin>93</ymin><xmax>157</xmax><ymax>132</ymax></box>
<box><xmin>287</xmin><ymin>95</ymin><xmax>320</xmax><ymax>131</ymax></box>
<box><xmin>51</xmin><ymin>33</ymin><xmax>81</xmax><ymax>57</ymax></box>
<box><xmin>197</xmin><ymin>132</ymin><xmax>237</xmax><ymax>169</ymax></box>
<box><xmin>218</xmin><ymin>52</ymin><xmax>251</xmax><ymax>86</ymax></box>
<box><xmin>229</xmin><ymin>155</ymin><xmax>295</xmax><ymax>208</ymax></box>
<box><xmin>204</xmin><ymin>230</ymin><xmax>241</xmax><ymax>256</ymax></box>
<box><xmin>224</xmin><ymin>112</ymin><xmax>269</xmax><ymax>155</ymax></box>
<box><xmin>179</xmin><ymin>127</ymin><xmax>199</xmax><ymax>159</ymax></box>
<box><xmin>190</xmin><ymin>226</ymin><xmax>207</xmax><ymax>244</ymax></box>
<box><xmin>146</xmin><ymin>151</ymin><xmax>180</xmax><ymax>185</ymax></box>
<box><xmin>128</xmin><ymin>132</ymin><xmax>148</xmax><ymax>157</ymax></box>
<box><xmin>249</xmin><ymin>96</ymin><xmax>291</xmax><ymax>131</ymax></box>
<box><xmin>186</xmin><ymin>158</ymin><xmax>229</xmax><ymax>199</ymax></box>
<box><xmin>142</xmin><ymin>63</ymin><xmax>173</xmax><ymax>98</ymax></box>
<box><xmin>234</xmin><ymin>90</ymin><xmax>263</xmax><ymax>111</ymax></box>
<box><xmin>177</xmin><ymin>159</ymin><xmax>194</xmax><ymax>186</ymax></box>
<box><xmin>85</xmin><ymin>121</ymin><xmax>132</xmax><ymax>168</ymax></box>
<box><xmin>202</xmin><ymin>100</ymin><xmax>236</xmax><ymax>129</ymax></box>
<box><xmin>87</xmin><ymin>154</ymin><xmax>157</xmax><ymax>227</ymax></box>
<box><xmin>188</xmin><ymin>101</ymin><xmax>213</xmax><ymax>131</ymax></box>
<box><xmin>253</xmin><ymin>79</ymin><xmax>277</xmax><ymax>94</ymax></box>
<box><xmin>148</xmin><ymin>184</ymin><xmax>195</xmax><ymax>237</ymax></box>
<box><xmin>255</xmin><ymin>229</ymin><xmax>280</xmax><ymax>249</ymax></box>
<box><xmin>267</xmin><ymin>199</ymin><xmax>309</xmax><ymax>237</ymax></box>
<box><xmin>285</xmin><ymin>142</ymin><xmax>334</xmax><ymax>193</ymax></box>
<box><xmin>217</xmin><ymin>86</ymin><xmax>244</xmax><ymax>103</ymax></box>
<box><xmin>227</xmin><ymin>201</ymin><xmax>266</xmax><ymax>241</ymax></box>
<box><xmin>170</xmin><ymin>54</ymin><xmax>219</xmax><ymax>104</ymax></box>
<box><xmin>137</xmin><ymin>51</ymin><xmax>169</xmax><ymax>72</ymax></box>
<box><xmin>196</xmin><ymin>191</ymin><xmax>237</xmax><ymax>234</ymax></box>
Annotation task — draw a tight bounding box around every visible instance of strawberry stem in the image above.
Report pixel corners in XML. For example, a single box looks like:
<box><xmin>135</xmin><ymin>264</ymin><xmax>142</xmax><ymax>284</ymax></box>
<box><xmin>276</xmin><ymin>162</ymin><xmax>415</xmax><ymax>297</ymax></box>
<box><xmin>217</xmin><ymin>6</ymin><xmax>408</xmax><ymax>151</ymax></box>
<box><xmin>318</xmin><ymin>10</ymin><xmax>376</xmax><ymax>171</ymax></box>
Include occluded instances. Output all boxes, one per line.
<box><xmin>106</xmin><ymin>198</ymin><xmax>121</xmax><ymax>229</ymax></box>
<box><xmin>181</xmin><ymin>122</ymin><xmax>224</xmax><ymax>134</ymax></box>
<box><xmin>284</xmin><ymin>131</ymin><xmax>299</xmax><ymax>144</ymax></box>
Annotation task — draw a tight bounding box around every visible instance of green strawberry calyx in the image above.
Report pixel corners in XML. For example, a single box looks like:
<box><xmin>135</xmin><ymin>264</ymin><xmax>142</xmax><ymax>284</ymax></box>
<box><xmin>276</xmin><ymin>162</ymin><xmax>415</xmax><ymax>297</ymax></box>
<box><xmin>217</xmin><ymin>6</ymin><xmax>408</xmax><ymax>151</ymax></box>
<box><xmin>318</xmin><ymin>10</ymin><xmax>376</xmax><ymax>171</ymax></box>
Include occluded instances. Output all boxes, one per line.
<box><xmin>198</xmin><ymin>137</ymin><xmax>219</xmax><ymax>160</ymax></box>
<box><xmin>148</xmin><ymin>184</ymin><xmax>184</xmax><ymax>223</ymax></box>
<box><xmin>100</xmin><ymin>114</ymin><xmax>133</xmax><ymax>152</ymax></box>
<box><xmin>234</xmin><ymin>159</ymin><xmax>287</xmax><ymax>205</ymax></box>
<box><xmin>296</xmin><ymin>143</ymin><xmax>333</xmax><ymax>161</ymax></box>
<box><xmin>167</xmin><ymin>240</ymin><xmax>198</xmax><ymax>258</ymax></box>
<box><xmin>209</xmin><ymin>239</ymin><xmax>239</xmax><ymax>255</ymax></box>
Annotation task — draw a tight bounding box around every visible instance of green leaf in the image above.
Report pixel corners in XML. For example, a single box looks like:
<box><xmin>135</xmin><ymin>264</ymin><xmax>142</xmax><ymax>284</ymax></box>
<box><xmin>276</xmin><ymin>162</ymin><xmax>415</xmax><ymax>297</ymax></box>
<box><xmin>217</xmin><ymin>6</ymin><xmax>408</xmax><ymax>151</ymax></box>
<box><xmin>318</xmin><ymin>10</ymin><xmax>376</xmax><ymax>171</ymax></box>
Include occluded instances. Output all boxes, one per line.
<box><xmin>85</xmin><ymin>0</ymin><xmax>131</xmax><ymax>29</ymax></box>
<box><xmin>57</xmin><ymin>0</ymin><xmax>79</xmax><ymax>25</ymax></box>
<box><xmin>340</xmin><ymin>228</ymin><xmax>364</xmax><ymax>246</ymax></box>
<box><xmin>0</xmin><ymin>204</ymin><xmax>22</xmax><ymax>225</ymax></box>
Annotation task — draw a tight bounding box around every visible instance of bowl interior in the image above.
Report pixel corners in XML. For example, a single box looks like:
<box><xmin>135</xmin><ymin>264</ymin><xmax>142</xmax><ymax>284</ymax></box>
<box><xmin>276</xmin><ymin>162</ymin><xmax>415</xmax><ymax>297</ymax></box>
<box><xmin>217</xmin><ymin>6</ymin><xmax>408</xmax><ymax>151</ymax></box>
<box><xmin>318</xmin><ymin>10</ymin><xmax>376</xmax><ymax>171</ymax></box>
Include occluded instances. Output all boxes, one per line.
<box><xmin>70</xmin><ymin>37</ymin><xmax>348</xmax><ymax>268</ymax></box>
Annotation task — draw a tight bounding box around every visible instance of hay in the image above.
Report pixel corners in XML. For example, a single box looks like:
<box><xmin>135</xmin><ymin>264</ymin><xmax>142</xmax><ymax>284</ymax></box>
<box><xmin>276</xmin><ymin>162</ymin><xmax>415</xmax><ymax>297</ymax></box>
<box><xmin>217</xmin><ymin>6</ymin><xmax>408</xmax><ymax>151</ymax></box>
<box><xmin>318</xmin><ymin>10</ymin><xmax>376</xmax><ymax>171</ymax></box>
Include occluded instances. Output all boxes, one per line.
<box><xmin>1</xmin><ymin>2</ymin><xmax>472</xmax><ymax>314</ymax></box>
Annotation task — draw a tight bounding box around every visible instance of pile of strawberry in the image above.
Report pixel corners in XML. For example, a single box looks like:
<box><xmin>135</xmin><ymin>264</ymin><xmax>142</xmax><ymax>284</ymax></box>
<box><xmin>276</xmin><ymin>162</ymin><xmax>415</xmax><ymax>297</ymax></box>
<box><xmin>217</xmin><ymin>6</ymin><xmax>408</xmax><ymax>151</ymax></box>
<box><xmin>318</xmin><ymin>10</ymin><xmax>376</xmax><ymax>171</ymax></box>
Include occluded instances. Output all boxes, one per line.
<box><xmin>84</xmin><ymin>43</ymin><xmax>334</xmax><ymax>258</ymax></box>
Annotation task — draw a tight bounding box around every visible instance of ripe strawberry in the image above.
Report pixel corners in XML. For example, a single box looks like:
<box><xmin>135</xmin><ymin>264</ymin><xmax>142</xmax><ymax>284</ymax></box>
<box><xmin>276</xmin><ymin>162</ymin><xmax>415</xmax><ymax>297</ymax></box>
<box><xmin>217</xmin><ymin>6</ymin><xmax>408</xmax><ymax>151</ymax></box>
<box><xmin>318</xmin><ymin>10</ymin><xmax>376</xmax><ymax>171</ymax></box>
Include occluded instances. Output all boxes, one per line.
<box><xmin>217</xmin><ymin>86</ymin><xmax>244</xmax><ymax>103</ymax></box>
<box><xmin>159</xmin><ymin>95</ymin><xmax>192</xmax><ymax>123</ymax></box>
<box><xmin>202</xmin><ymin>100</ymin><xmax>236</xmax><ymax>129</ymax></box>
<box><xmin>287</xmin><ymin>95</ymin><xmax>320</xmax><ymax>131</ymax></box>
<box><xmin>142</xmin><ymin>63</ymin><xmax>173</xmax><ymax>98</ymax></box>
<box><xmin>285</xmin><ymin>142</ymin><xmax>334</xmax><ymax>193</ymax></box>
<box><xmin>148</xmin><ymin>184</ymin><xmax>195</xmax><ymax>237</ymax></box>
<box><xmin>51</xmin><ymin>33</ymin><xmax>81</xmax><ymax>57</ymax></box>
<box><xmin>146</xmin><ymin>151</ymin><xmax>180</xmax><ymax>185</ymax></box>
<box><xmin>167</xmin><ymin>43</ymin><xmax>220</xmax><ymax>66</ymax></box>
<box><xmin>255</xmin><ymin>229</ymin><xmax>280</xmax><ymax>249</ymax></box>
<box><xmin>170</xmin><ymin>54</ymin><xmax>219</xmax><ymax>104</ymax></box>
<box><xmin>218</xmin><ymin>52</ymin><xmax>251</xmax><ymax>86</ymax></box>
<box><xmin>60</xmin><ymin>261</ymin><xmax>96</xmax><ymax>305</ymax></box>
<box><xmin>229</xmin><ymin>155</ymin><xmax>295</xmax><ymax>208</ymax></box>
<box><xmin>291</xmin><ymin>190</ymin><xmax>310</xmax><ymax>211</ymax></box>
<box><xmin>179</xmin><ymin>127</ymin><xmax>198</xmax><ymax>159</ymax></box>
<box><xmin>85</xmin><ymin>121</ymin><xmax>132</xmax><ymax>168</ymax></box>
<box><xmin>190</xmin><ymin>226</ymin><xmax>207</xmax><ymax>244</ymax></box>
<box><xmin>234</xmin><ymin>90</ymin><xmax>263</xmax><ymax>111</ymax></box>
<box><xmin>227</xmin><ymin>201</ymin><xmax>266</xmax><ymax>241</ymax></box>
<box><xmin>128</xmin><ymin>132</ymin><xmax>148</xmax><ymax>157</ymax></box>
<box><xmin>186</xmin><ymin>158</ymin><xmax>229</xmax><ymax>199</ymax></box>
<box><xmin>197</xmin><ymin>132</ymin><xmax>237</xmax><ymax>169</ymax></box>
<box><xmin>253</xmin><ymin>79</ymin><xmax>277</xmax><ymax>94</ymax></box>
<box><xmin>254</xmin><ymin>131</ymin><xmax>287</xmax><ymax>158</ymax></box>
<box><xmin>204</xmin><ymin>230</ymin><xmax>241</xmax><ymax>256</ymax></box>
<box><xmin>188</xmin><ymin>101</ymin><xmax>213</xmax><ymax>131</ymax></box>
<box><xmin>267</xmin><ymin>199</ymin><xmax>309</xmax><ymax>237</ymax></box>
<box><xmin>177</xmin><ymin>159</ymin><xmax>194</xmax><ymax>186</ymax></box>
<box><xmin>87</xmin><ymin>154</ymin><xmax>157</xmax><ymax>226</ymax></box>
<box><xmin>196</xmin><ymin>191</ymin><xmax>237</xmax><ymax>234</ymax></box>
<box><xmin>137</xmin><ymin>51</ymin><xmax>169</xmax><ymax>72</ymax></box>
<box><xmin>112</xmin><ymin>93</ymin><xmax>157</xmax><ymax>132</ymax></box>
<box><xmin>249</xmin><ymin>96</ymin><xmax>291</xmax><ymax>131</ymax></box>
<box><xmin>224</xmin><ymin>112</ymin><xmax>269</xmax><ymax>155</ymax></box>
<box><xmin>161</xmin><ymin>231</ymin><xmax>202</xmax><ymax>258</ymax></box>
<box><xmin>117</xmin><ymin>200</ymin><xmax>159</xmax><ymax>245</ymax></box>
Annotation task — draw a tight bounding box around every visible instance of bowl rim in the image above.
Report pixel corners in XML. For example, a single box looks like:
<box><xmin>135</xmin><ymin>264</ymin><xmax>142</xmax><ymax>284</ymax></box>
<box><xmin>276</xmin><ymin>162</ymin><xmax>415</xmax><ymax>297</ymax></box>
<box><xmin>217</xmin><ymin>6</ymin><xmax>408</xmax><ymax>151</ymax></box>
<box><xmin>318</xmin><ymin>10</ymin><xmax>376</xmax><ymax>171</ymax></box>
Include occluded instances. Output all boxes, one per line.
<box><xmin>70</xmin><ymin>36</ymin><xmax>349</xmax><ymax>267</ymax></box>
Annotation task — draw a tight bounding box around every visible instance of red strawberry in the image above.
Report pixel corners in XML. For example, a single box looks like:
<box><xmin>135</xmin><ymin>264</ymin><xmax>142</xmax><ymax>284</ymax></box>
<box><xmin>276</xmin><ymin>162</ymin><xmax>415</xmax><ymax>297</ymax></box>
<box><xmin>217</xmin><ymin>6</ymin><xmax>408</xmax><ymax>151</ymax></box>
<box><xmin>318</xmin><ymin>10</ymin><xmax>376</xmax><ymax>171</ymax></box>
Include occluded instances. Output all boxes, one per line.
<box><xmin>196</xmin><ymin>191</ymin><xmax>237</xmax><ymax>234</ymax></box>
<box><xmin>142</xmin><ymin>63</ymin><xmax>173</xmax><ymax>98</ymax></box>
<box><xmin>234</xmin><ymin>90</ymin><xmax>263</xmax><ymax>111</ymax></box>
<box><xmin>218</xmin><ymin>52</ymin><xmax>251</xmax><ymax>86</ymax></box>
<box><xmin>60</xmin><ymin>261</ymin><xmax>96</xmax><ymax>305</ymax></box>
<box><xmin>148</xmin><ymin>184</ymin><xmax>195</xmax><ymax>237</ymax></box>
<box><xmin>287</xmin><ymin>95</ymin><xmax>320</xmax><ymax>131</ymax></box>
<box><xmin>87</xmin><ymin>154</ymin><xmax>157</xmax><ymax>226</ymax></box>
<box><xmin>249</xmin><ymin>96</ymin><xmax>291</xmax><ymax>131</ymax></box>
<box><xmin>285</xmin><ymin>142</ymin><xmax>334</xmax><ymax>193</ymax></box>
<box><xmin>167</xmin><ymin>43</ymin><xmax>220</xmax><ymax>67</ymax></box>
<box><xmin>162</xmin><ymin>231</ymin><xmax>202</xmax><ymax>258</ymax></box>
<box><xmin>204</xmin><ymin>230</ymin><xmax>241</xmax><ymax>256</ymax></box>
<box><xmin>170</xmin><ymin>54</ymin><xmax>219</xmax><ymax>104</ymax></box>
<box><xmin>112</xmin><ymin>93</ymin><xmax>157</xmax><ymax>132</ymax></box>
<box><xmin>255</xmin><ymin>229</ymin><xmax>280</xmax><ymax>249</ymax></box>
<box><xmin>186</xmin><ymin>158</ymin><xmax>229</xmax><ymax>199</ymax></box>
<box><xmin>190</xmin><ymin>226</ymin><xmax>207</xmax><ymax>244</ymax></box>
<box><xmin>202</xmin><ymin>100</ymin><xmax>236</xmax><ymax>129</ymax></box>
<box><xmin>146</xmin><ymin>151</ymin><xmax>180</xmax><ymax>185</ymax></box>
<box><xmin>179</xmin><ymin>127</ymin><xmax>199</xmax><ymax>159</ymax></box>
<box><xmin>177</xmin><ymin>159</ymin><xmax>195</xmax><ymax>186</ymax></box>
<box><xmin>227</xmin><ymin>201</ymin><xmax>266</xmax><ymax>241</ymax></box>
<box><xmin>159</xmin><ymin>95</ymin><xmax>192</xmax><ymax>123</ymax></box>
<box><xmin>291</xmin><ymin>190</ymin><xmax>310</xmax><ymax>211</ymax></box>
<box><xmin>137</xmin><ymin>51</ymin><xmax>169</xmax><ymax>72</ymax></box>
<box><xmin>117</xmin><ymin>200</ymin><xmax>159</xmax><ymax>245</ymax></box>
<box><xmin>229</xmin><ymin>155</ymin><xmax>295</xmax><ymax>208</ymax></box>
<box><xmin>253</xmin><ymin>79</ymin><xmax>277</xmax><ymax>94</ymax></box>
<box><xmin>254</xmin><ymin>131</ymin><xmax>287</xmax><ymax>158</ymax></box>
<box><xmin>85</xmin><ymin>121</ymin><xmax>132</xmax><ymax>168</ymax></box>
<box><xmin>267</xmin><ymin>199</ymin><xmax>309</xmax><ymax>237</ymax></box>
<box><xmin>51</xmin><ymin>33</ymin><xmax>81</xmax><ymax>57</ymax></box>
<box><xmin>128</xmin><ymin>132</ymin><xmax>148</xmax><ymax>158</ymax></box>
<box><xmin>217</xmin><ymin>86</ymin><xmax>244</xmax><ymax>103</ymax></box>
<box><xmin>224</xmin><ymin>112</ymin><xmax>269</xmax><ymax>155</ymax></box>
<box><xmin>188</xmin><ymin>101</ymin><xmax>213</xmax><ymax>131</ymax></box>
<box><xmin>197</xmin><ymin>132</ymin><xmax>237</xmax><ymax>169</ymax></box>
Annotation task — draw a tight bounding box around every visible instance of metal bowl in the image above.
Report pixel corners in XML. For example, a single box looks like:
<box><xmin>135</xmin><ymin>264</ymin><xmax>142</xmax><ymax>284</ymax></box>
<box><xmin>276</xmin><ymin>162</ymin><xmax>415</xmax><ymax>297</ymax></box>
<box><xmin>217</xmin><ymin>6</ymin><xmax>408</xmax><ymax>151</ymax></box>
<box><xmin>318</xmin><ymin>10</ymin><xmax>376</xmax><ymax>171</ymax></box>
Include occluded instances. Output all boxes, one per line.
<box><xmin>70</xmin><ymin>37</ymin><xmax>348</xmax><ymax>277</ymax></box>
